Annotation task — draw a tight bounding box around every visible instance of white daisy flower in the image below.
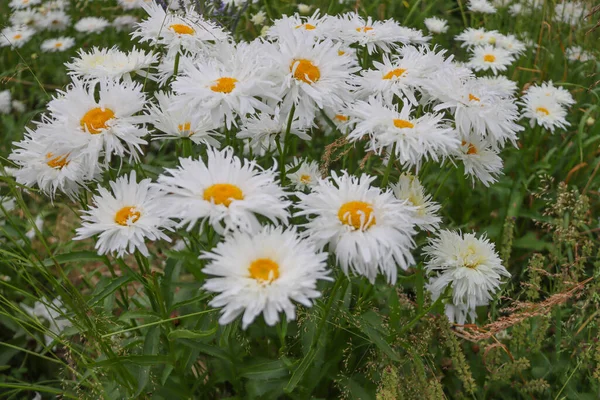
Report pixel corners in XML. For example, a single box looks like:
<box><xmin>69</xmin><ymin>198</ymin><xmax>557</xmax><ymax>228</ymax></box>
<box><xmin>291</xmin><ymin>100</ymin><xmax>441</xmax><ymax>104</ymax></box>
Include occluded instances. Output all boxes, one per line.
<box><xmin>267</xmin><ymin>11</ymin><xmax>337</xmax><ymax>41</ymax></box>
<box><xmin>565</xmin><ymin>45</ymin><xmax>593</xmax><ymax>62</ymax></box>
<box><xmin>0</xmin><ymin>91</ymin><xmax>12</xmax><ymax>114</ymax></box>
<box><xmin>520</xmin><ymin>94</ymin><xmax>569</xmax><ymax>133</ymax></box>
<box><xmin>65</xmin><ymin>46</ymin><xmax>157</xmax><ymax>82</ymax></box>
<box><xmin>554</xmin><ymin>1</ymin><xmax>585</xmax><ymax>26</ymax></box>
<box><xmin>336</xmin><ymin>12</ymin><xmax>409</xmax><ymax>54</ymax></box>
<box><xmin>397</xmin><ymin>26</ymin><xmax>431</xmax><ymax>45</ymax></box>
<box><xmin>10</xmin><ymin>9</ymin><xmax>41</xmax><ymax>27</ymax></box>
<box><xmin>36</xmin><ymin>10</ymin><xmax>70</xmax><ymax>31</ymax></box>
<box><xmin>455</xmin><ymin>28</ymin><xmax>498</xmax><ymax>48</ymax></box>
<box><xmin>424</xmin><ymin>230</ymin><xmax>510</xmax><ymax>323</ymax></box>
<box><xmin>476</xmin><ymin>76</ymin><xmax>518</xmax><ymax>97</ymax></box>
<box><xmin>155</xmin><ymin>147</ymin><xmax>290</xmax><ymax>234</ymax></box>
<box><xmin>468</xmin><ymin>45</ymin><xmax>515</xmax><ymax>74</ymax></box>
<box><xmin>40</xmin><ymin>37</ymin><xmax>75</xmax><ymax>52</ymax></box>
<box><xmin>424</xmin><ymin>17</ymin><xmax>448</xmax><ymax>34</ymax></box>
<box><xmin>456</xmin><ymin>134</ymin><xmax>503</xmax><ymax>186</ymax></box>
<box><xmin>391</xmin><ymin>174</ymin><xmax>441</xmax><ymax>232</ymax></box>
<box><xmin>74</xmin><ymin>17</ymin><xmax>110</xmax><ymax>34</ymax></box>
<box><xmin>287</xmin><ymin>157</ymin><xmax>321</xmax><ymax>190</ymax></box>
<box><xmin>496</xmin><ymin>34</ymin><xmax>526</xmax><ymax>56</ymax></box>
<box><xmin>524</xmin><ymin>81</ymin><xmax>575</xmax><ymax>106</ymax></box>
<box><xmin>113</xmin><ymin>15</ymin><xmax>139</xmax><ymax>32</ymax></box>
<box><xmin>12</xmin><ymin>100</ymin><xmax>26</xmax><ymax>113</ymax></box>
<box><xmin>0</xmin><ymin>25</ymin><xmax>35</xmax><ymax>48</ymax></box>
<box><xmin>202</xmin><ymin>225</ymin><xmax>331</xmax><ymax>329</ymax></box>
<box><xmin>295</xmin><ymin>171</ymin><xmax>418</xmax><ymax>284</ymax></box>
<box><xmin>9</xmin><ymin>127</ymin><xmax>98</xmax><ymax>199</ymax></box>
<box><xmin>38</xmin><ymin>78</ymin><xmax>149</xmax><ymax>168</ymax></box>
<box><xmin>468</xmin><ymin>0</ymin><xmax>497</xmax><ymax>13</ymax></box>
<box><xmin>9</xmin><ymin>0</ymin><xmax>41</xmax><ymax>9</ymax></box>
<box><xmin>21</xmin><ymin>297</ymin><xmax>71</xmax><ymax>347</ymax></box>
<box><xmin>508</xmin><ymin>3</ymin><xmax>526</xmax><ymax>16</ymax></box>
<box><xmin>347</xmin><ymin>97</ymin><xmax>459</xmax><ymax>169</ymax></box>
<box><xmin>75</xmin><ymin>171</ymin><xmax>174</xmax><ymax>257</ymax></box>
<box><xmin>147</xmin><ymin>91</ymin><xmax>221</xmax><ymax>146</ymax></box>
<box><xmin>272</xmin><ymin>32</ymin><xmax>358</xmax><ymax>126</ymax></box>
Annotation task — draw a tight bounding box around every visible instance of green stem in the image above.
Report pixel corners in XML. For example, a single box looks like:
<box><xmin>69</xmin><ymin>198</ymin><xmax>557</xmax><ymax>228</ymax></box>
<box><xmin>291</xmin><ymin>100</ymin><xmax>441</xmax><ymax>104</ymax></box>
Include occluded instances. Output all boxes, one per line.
<box><xmin>279</xmin><ymin>105</ymin><xmax>296</xmax><ymax>185</ymax></box>
<box><xmin>381</xmin><ymin>143</ymin><xmax>397</xmax><ymax>187</ymax></box>
<box><xmin>173</xmin><ymin>51</ymin><xmax>181</xmax><ymax>77</ymax></box>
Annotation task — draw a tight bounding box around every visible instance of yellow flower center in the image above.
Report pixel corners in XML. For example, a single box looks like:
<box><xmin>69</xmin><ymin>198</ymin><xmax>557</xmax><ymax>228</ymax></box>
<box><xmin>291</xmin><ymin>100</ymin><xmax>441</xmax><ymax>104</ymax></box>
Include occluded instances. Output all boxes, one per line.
<box><xmin>393</xmin><ymin>119</ymin><xmax>414</xmax><ymax>129</ymax></box>
<box><xmin>178</xmin><ymin>122</ymin><xmax>191</xmax><ymax>132</ymax></box>
<box><xmin>290</xmin><ymin>59</ymin><xmax>320</xmax><ymax>84</ymax></box>
<box><xmin>54</xmin><ymin>42</ymin><xmax>63</xmax><ymax>48</ymax></box>
<box><xmin>356</xmin><ymin>26</ymin><xmax>373</xmax><ymax>32</ymax></box>
<box><xmin>338</xmin><ymin>50</ymin><xmax>346</xmax><ymax>56</ymax></box>
<box><xmin>536</xmin><ymin>107</ymin><xmax>550</xmax><ymax>116</ymax></box>
<box><xmin>46</xmin><ymin>153</ymin><xmax>69</xmax><ymax>169</ymax></box>
<box><xmin>203</xmin><ymin>183</ymin><xmax>244</xmax><ymax>206</ymax></box>
<box><xmin>300</xmin><ymin>174</ymin><xmax>311</xmax><ymax>183</ymax></box>
<box><xmin>170</xmin><ymin>23</ymin><xmax>194</xmax><ymax>35</ymax></box>
<box><xmin>334</xmin><ymin>114</ymin><xmax>348</xmax><ymax>122</ymax></box>
<box><xmin>483</xmin><ymin>54</ymin><xmax>496</xmax><ymax>62</ymax></box>
<box><xmin>80</xmin><ymin>107</ymin><xmax>115</xmax><ymax>134</ymax></box>
<box><xmin>114</xmin><ymin>206</ymin><xmax>141</xmax><ymax>226</ymax></box>
<box><xmin>462</xmin><ymin>245</ymin><xmax>481</xmax><ymax>269</ymax></box>
<box><xmin>383</xmin><ymin>68</ymin><xmax>407</xmax><ymax>80</ymax></box>
<box><xmin>462</xmin><ymin>141</ymin><xmax>478</xmax><ymax>155</ymax></box>
<box><xmin>210</xmin><ymin>77</ymin><xmax>238</xmax><ymax>93</ymax></box>
<box><xmin>468</xmin><ymin>93</ymin><xmax>480</xmax><ymax>102</ymax></box>
<box><xmin>14</xmin><ymin>34</ymin><xmax>22</xmax><ymax>39</ymax></box>
<box><xmin>248</xmin><ymin>258</ymin><xmax>280</xmax><ymax>283</ymax></box>
<box><xmin>488</xmin><ymin>36</ymin><xmax>496</xmax><ymax>45</ymax></box>
<box><xmin>295</xmin><ymin>23</ymin><xmax>316</xmax><ymax>30</ymax></box>
<box><xmin>338</xmin><ymin>201</ymin><xmax>376</xmax><ymax>230</ymax></box>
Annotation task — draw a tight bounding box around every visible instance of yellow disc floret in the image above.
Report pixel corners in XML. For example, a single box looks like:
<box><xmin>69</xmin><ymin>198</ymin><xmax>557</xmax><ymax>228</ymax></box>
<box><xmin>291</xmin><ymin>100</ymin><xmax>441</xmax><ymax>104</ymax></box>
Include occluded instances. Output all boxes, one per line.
<box><xmin>249</xmin><ymin>258</ymin><xmax>280</xmax><ymax>283</ymax></box>
<box><xmin>203</xmin><ymin>183</ymin><xmax>244</xmax><ymax>206</ymax></box>
<box><xmin>290</xmin><ymin>59</ymin><xmax>320</xmax><ymax>84</ymax></box>
<box><xmin>115</xmin><ymin>206</ymin><xmax>141</xmax><ymax>226</ymax></box>
<box><xmin>80</xmin><ymin>107</ymin><xmax>115</xmax><ymax>134</ymax></box>
<box><xmin>338</xmin><ymin>201</ymin><xmax>376</xmax><ymax>230</ymax></box>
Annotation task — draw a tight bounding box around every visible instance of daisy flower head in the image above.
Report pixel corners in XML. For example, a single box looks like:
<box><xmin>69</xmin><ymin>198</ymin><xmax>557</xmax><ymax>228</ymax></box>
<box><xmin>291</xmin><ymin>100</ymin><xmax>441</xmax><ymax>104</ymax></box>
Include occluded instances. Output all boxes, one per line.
<box><xmin>391</xmin><ymin>173</ymin><xmax>441</xmax><ymax>232</ymax></box>
<box><xmin>424</xmin><ymin>230</ymin><xmax>510</xmax><ymax>322</ymax></box>
<box><xmin>468</xmin><ymin>45</ymin><xmax>515</xmax><ymax>74</ymax></box>
<box><xmin>267</xmin><ymin>11</ymin><xmax>337</xmax><ymax>41</ymax></box>
<box><xmin>336</xmin><ymin>12</ymin><xmax>409</xmax><ymax>54</ymax></box>
<box><xmin>0</xmin><ymin>91</ymin><xmax>12</xmax><ymax>114</ymax></box>
<box><xmin>565</xmin><ymin>46</ymin><xmax>593</xmax><ymax>62</ymax></box>
<box><xmin>40</xmin><ymin>37</ymin><xmax>75</xmax><ymax>52</ymax></box>
<box><xmin>397</xmin><ymin>26</ymin><xmax>431</xmax><ymax>45</ymax></box>
<box><xmin>524</xmin><ymin>81</ymin><xmax>575</xmax><ymax>106</ymax></box>
<box><xmin>39</xmin><ymin>78</ymin><xmax>149</xmax><ymax>168</ymax></box>
<box><xmin>236</xmin><ymin>109</ymin><xmax>310</xmax><ymax>156</ymax></box>
<box><xmin>9</xmin><ymin>127</ymin><xmax>98</xmax><ymax>199</ymax></box>
<box><xmin>468</xmin><ymin>0</ymin><xmax>497</xmax><ymax>13</ymax></box>
<box><xmin>65</xmin><ymin>46</ymin><xmax>158</xmax><ymax>82</ymax></box>
<box><xmin>147</xmin><ymin>91</ymin><xmax>221</xmax><ymax>146</ymax></box>
<box><xmin>37</xmin><ymin>10</ymin><xmax>70</xmax><ymax>31</ymax></box>
<box><xmin>273</xmin><ymin>32</ymin><xmax>358</xmax><ymax>126</ymax></box>
<box><xmin>113</xmin><ymin>15</ymin><xmax>139</xmax><ymax>32</ymax></box>
<box><xmin>295</xmin><ymin>171</ymin><xmax>418</xmax><ymax>284</ymax></box>
<box><xmin>496</xmin><ymin>34</ymin><xmax>526</xmax><ymax>56</ymax></box>
<box><xmin>347</xmin><ymin>97</ymin><xmax>460</xmax><ymax>169</ymax></box>
<box><xmin>455</xmin><ymin>28</ymin><xmax>498</xmax><ymax>48</ymax></box>
<box><xmin>202</xmin><ymin>225</ymin><xmax>331</xmax><ymax>329</ymax></box>
<box><xmin>456</xmin><ymin>134</ymin><xmax>503</xmax><ymax>186</ymax></box>
<box><xmin>476</xmin><ymin>76</ymin><xmax>518</xmax><ymax>97</ymax></box>
<box><xmin>75</xmin><ymin>171</ymin><xmax>174</xmax><ymax>257</ymax></box>
<box><xmin>132</xmin><ymin>1</ymin><xmax>229</xmax><ymax>56</ymax></box>
<box><xmin>424</xmin><ymin>17</ymin><xmax>448</xmax><ymax>34</ymax></box>
<box><xmin>520</xmin><ymin>94</ymin><xmax>569</xmax><ymax>133</ymax></box>
<box><xmin>0</xmin><ymin>25</ymin><xmax>35</xmax><ymax>48</ymax></box>
<box><xmin>554</xmin><ymin>1</ymin><xmax>585</xmax><ymax>26</ymax></box>
<box><xmin>74</xmin><ymin>17</ymin><xmax>110</xmax><ymax>34</ymax></box>
<box><xmin>287</xmin><ymin>157</ymin><xmax>321</xmax><ymax>190</ymax></box>
<box><xmin>155</xmin><ymin>147</ymin><xmax>290</xmax><ymax>234</ymax></box>
<box><xmin>10</xmin><ymin>9</ymin><xmax>41</xmax><ymax>27</ymax></box>
<box><xmin>9</xmin><ymin>0</ymin><xmax>41</xmax><ymax>9</ymax></box>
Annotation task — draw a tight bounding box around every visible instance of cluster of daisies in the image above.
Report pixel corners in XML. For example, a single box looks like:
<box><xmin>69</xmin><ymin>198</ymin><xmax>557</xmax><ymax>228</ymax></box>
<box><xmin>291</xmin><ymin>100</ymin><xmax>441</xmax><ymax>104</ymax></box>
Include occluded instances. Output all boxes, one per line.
<box><xmin>2</xmin><ymin>0</ymin><xmax>139</xmax><ymax>52</ymax></box>
<box><xmin>7</xmin><ymin>2</ymin><xmax>577</xmax><ymax>328</ymax></box>
<box><xmin>465</xmin><ymin>0</ymin><xmax>588</xmax><ymax>26</ymax></box>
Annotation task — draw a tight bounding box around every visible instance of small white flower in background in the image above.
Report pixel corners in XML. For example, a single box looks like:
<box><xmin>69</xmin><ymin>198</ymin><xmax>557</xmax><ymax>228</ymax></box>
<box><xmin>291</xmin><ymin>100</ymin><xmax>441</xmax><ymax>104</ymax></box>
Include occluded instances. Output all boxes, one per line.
<box><xmin>496</xmin><ymin>34</ymin><xmax>526</xmax><ymax>56</ymax></box>
<box><xmin>260</xmin><ymin>25</ymin><xmax>270</xmax><ymax>37</ymax></box>
<box><xmin>10</xmin><ymin>9</ymin><xmax>41</xmax><ymax>27</ymax></box>
<box><xmin>74</xmin><ymin>17</ymin><xmax>110</xmax><ymax>34</ymax></box>
<box><xmin>287</xmin><ymin>157</ymin><xmax>321</xmax><ymax>190</ymax></box>
<box><xmin>65</xmin><ymin>46</ymin><xmax>158</xmax><ymax>81</ymax></box>
<box><xmin>391</xmin><ymin>174</ymin><xmax>441</xmax><ymax>232</ymax></box>
<box><xmin>424</xmin><ymin>230</ymin><xmax>510</xmax><ymax>325</ymax></box>
<box><xmin>456</xmin><ymin>134</ymin><xmax>504</xmax><ymax>187</ymax></box>
<box><xmin>468</xmin><ymin>0</ymin><xmax>497</xmax><ymax>14</ymax></box>
<box><xmin>251</xmin><ymin>10</ymin><xmax>267</xmax><ymax>25</ymax></box>
<box><xmin>113</xmin><ymin>15</ymin><xmax>139</xmax><ymax>32</ymax></box>
<box><xmin>9</xmin><ymin>0</ymin><xmax>41</xmax><ymax>10</ymax></box>
<box><xmin>267</xmin><ymin>11</ymin><xmax>338</xmax><ymax>41</ymax></box>
<box><xmin>155</xmin><ymin>147</ymin><xmax>290</xmax><ymax>234</ymax></box>
<box><xmin>508</xmin><ymin>3</ymin><xmax>525</xmax><ymax>16</ymax></box>
<box><xmin>0</xmin><ymin>25</ymin><xmax>35</xmax><ymax>48</ymax></box>
<box><xmin>36</xmin><ymin>10</ymin><xmax>70</xmax><ymax>31</ymax></box>
<box><xmin>75</xmin><ymin>171</ymin><xmax>174</xmax><ymax>257</ymax></box>
<box><xmin>525</xmin><ymin>81</ymin><xmax>575</xmax><ymax>106</ymax></box>
<box><xmin>565</xmin><ymin>46</ymin><xmax>593</xmax><ymax>62</ymax></box>
<box><xmin>455</xmin><ymin>27</ymin><xmax>499</xmax><ymax>48</ymax></box>
<box><xmin>21</xmin><ymin>297</ymin><xmax>72</xmax><ymax>346</ymax></box>
<box><xmin>41</xmin><ymin>37</ymin><xmax>75</xmax><ymax>52</ymax></box>
<box><xmin>0</xmin><ymin>91</ymin><xmax>12</xmax><ymax>114</ymax></box>
<box><xmin>424</xmin><ymin>17</ymin><xmax>448</xmax><ymax>34</ymax></box>
<box><xmin>336</xmin><ymin>12</ymin><xmax>410</xmax><ymax>54</ymax></box>
<box><xmin>202</xmin><ymin>225</ymin><xmax>331</xmax><ymax>329</ymax></box>
<box><xmin>468</xmin><ymin>45</ymin><xmax>515</xmax><ymax>75</ymax></box>
<box><xmin>32</xmin><ymin>393</ymin><xmax>42</xmax><ymax>400</ymax></box>
<box><xmin>554</xmin><ymin>1</ymin><xmax>586</xmax><ymax>26</ymax></box>
<box><xmin>296</xmin><ymin>171</ymin><xmax>418</xmax><ymax>284</ymax></box>
<box><xmin>297</xmin><ymin>3</ymin><xmax>312</xmax><ymax>14</ymax></box>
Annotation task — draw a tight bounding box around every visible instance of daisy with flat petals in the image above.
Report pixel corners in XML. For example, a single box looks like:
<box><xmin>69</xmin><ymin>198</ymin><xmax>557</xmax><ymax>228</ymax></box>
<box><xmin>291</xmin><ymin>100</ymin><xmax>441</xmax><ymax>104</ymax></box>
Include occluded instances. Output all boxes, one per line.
<box><xmin>75</xmin><ymin>172</ymin><xmax>174</xmax><ymax>257</ymax></box>
<box><xmin>10</xmin><ymin>10</ymin><xmax>41</xmax><ymax>27</ymax></box>
<box><xmin>0</xmin><ymin>26</ymin><xmax>35</xmax><ymax>48</ymax></box>
<box><xmin>468</xmin><ymin>45</ymin><xmax>514</xmax><ymax>74</ymax></box>
<box><xmin>424</xmin><ymin>17</ymin><xmax>448</xmax><ymax>34</ymax></box>
<box><xmin>468</xmin><ymin>0</ymin><xmax>497</xmax><ymax>13</ymax></box>
<box><xmin>336</xmin><ymin>12</ymin><xmax>409</xmax><ymax>54</ymax></box>
<box><xmin>456</xmin><ymin>134</ymin><xmax>503</xmax><ymax>186</ymax></box>
<box><xmin>296</xmin><ymin>171</ymin><xmax>418</xmax><ymax>284</ymax></box>
<box><xmin>391</xmin><ymin>174</ymin><xmax>441</xmax><ymax>232</ymax></box>
<box><xmin>38</xmin><ymin>78</ymin><xmax>149</xmax><ymax>168</ymax></box>
<box><xmin>9</xmin><ymin>128</ymin><xmax>98</xmax><ymax>199</ymax></box>
<box><xmin>202</xmin><ymin>225</ymin><xmax>331</xmax><ymax>329</ymax></box>
<box><xmin>287</xmin><ymin>157</ymin><xmax>321</xmax><ymax>190</ymax></box>
<box><xmin>9</xmin><ymin>0</ymin><xmax>41</xmax><ymax>9</ymax></box>
<box><xmin>156</xmin><ymin>147</ymin><xmax>290</xmax><ymax>234</ymax></box>
<box><xmin>74</xmin><ymin>17</ymin><xmax>110</xmax><ymax>34</ymax></box>
<box><xmin>147</xmin><ymin>91</ymin><xmax>221</xmax><ymax>146</ymax></box>
<box><xmin>37</xmin><ymin>10</ymin><xmax>70</xmax><ymax>31</ymax></box>
<box><xmin>41</xmin><ymin>37</ymin><xmax>75</xmax><ymax>52</ymax></box>
<box><xmin>347</xmin><ymin>97</ymin><xmax>459</xmax><ymax>169</ymax></box>
<box><xmin>424</xmin><ymin>230</ymin><xmax>510</xmax><ymax>324</ymax></box>
<box><xmin>496</xmin><ymin>34</ymin><xmax>526</xmax><ymax>56</ymax></box>
<box><xmin>272</xmin><ymin>31</ymin><xmax>358</xmax><ymax>126</ymax></box>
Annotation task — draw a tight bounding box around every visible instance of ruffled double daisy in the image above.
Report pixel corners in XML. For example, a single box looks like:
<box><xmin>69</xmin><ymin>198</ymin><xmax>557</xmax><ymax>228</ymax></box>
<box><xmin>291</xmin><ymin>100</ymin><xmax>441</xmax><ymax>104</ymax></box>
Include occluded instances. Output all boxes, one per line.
<box><xmin>202</xmin><ymin>225</ymin><xmax>331</xmax><ymax>329</ymax></box>
<box><xmin>156</xmin><ymin>147</ymin><xmax>290</xmax><ymax>234</ymax></box>
<box><xmin>287</xmin><ymin>157</ymin><xmax>321</xmax><ymax>190</ymax></box>
<box><xmin>468</xmin><ymin>45</ymin><xmax>515</xmax><ymax>74</ymax></box>
<box><xmin>336</xmin><ymin>12</ymin><xmax>409</xmax><ymax>54</ymax></box>
<box><xmin>519</xmin><ymin>82</ymin><xmax>573</xmax><ymax>133</ymax></box>
<box><xmin>296</xmin><ymin>172</ymin><xmax>417</xmax><ymax>284</ymax></box>
<box><xmin>456</xmin><ymin>134</ymin><xmax>503</xmax><ymax>186</ymax></box>
<box><xmin>391</xmin><ymin>174</ymin><xmax>441</xmax><ymax>232</ymax></box>
<box><xmin>66</xmin><ymin>47</ymin><xmax>158</xmax><ymax>82</ymax></box>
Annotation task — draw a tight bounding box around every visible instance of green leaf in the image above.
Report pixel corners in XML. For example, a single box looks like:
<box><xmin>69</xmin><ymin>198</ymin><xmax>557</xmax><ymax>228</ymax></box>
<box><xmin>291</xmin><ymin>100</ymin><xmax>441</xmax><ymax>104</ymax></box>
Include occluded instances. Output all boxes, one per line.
<box><xmin>167</xmin><ymin>326</ymin><xmax>218</xmax><ymax>341</ymax></box>
<box><xmin>42</xmin><ymin>251</ymin><xmax>105</xmax><ymax>267</ymax></box>
<box><xmin>240</xmin><ymin>359</ymin><xmax>290</xmax><ymax>380</ymax></box>
<box><xmin>284</xmin><ymin>348</ymin><xmax>317</xmax><ymax>393</ymax></box>
<box><xmin>136</xmin><ymin>325</ymin><xmax>160</xmax><ymax>396</ymax></box>
<box><xmin>88</xmin><ymin>276</ymin><xmax>134</xmax><ymax>307</ymax></box>
<box><xmin>175</xmin><ymin>339</ymin><xmax>229</xmax><ymax>361</ymax></box>
<box><xmin>118</xmin><ymin>310</ymin><xmax>160</xmax><ymax>322</ymax></box>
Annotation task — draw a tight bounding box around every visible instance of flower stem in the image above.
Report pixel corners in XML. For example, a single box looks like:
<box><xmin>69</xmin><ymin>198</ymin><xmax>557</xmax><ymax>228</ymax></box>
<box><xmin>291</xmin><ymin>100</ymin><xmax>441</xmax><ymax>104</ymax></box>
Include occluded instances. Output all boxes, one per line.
<box><xmin>279</xmin><ymin>105</ymin><xmax>296</xmax><ymax>185</ymax></box>
<box><xmin>381</xmin><ymin>143</ymin><xmax>397</xmax><ymax>187</ymax></box>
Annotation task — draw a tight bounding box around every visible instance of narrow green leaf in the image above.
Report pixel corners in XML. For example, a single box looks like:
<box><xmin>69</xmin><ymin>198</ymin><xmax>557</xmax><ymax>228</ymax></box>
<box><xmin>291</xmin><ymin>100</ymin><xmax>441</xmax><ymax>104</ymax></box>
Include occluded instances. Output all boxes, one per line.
<box><xmin>240</xmin><ymin>359</ymin><xmax>290</xmax><ymax>380</ymax></box>
<box><xmin>357</xmin><ymin>317</ymin><xmax>400</xmax><ymax>362</ymax></box>
<box><xmin>42</xmin><ymin>251</ymin><xmax>105</xmax><ymax>267</ymax></box>
<box><xmin>168</xmin><ymin>327</ymin><xmax>218</xmax><ymax>341</ymax></box>
<box><xmin>136</xmin><ymin>325</ymin><xmax>160</xmax><ymax>396</ymax></box>
<box><xmin>284</xmin><ymin>348</ymin><xmax>317</xmax><ymax>393</ymax></box>
<box><xmin>88</xmin><ymin>276</ymin><xmax>134</xmax><ymax>307</ymax></box>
